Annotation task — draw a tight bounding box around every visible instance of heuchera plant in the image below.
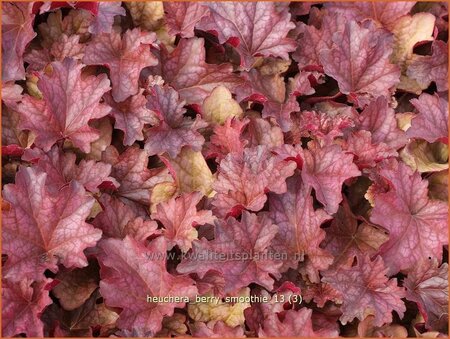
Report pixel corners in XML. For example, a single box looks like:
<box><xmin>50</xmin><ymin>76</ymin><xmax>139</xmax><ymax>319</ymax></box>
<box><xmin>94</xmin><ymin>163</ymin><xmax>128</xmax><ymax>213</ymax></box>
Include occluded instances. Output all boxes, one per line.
<box><xmin>1</xmin><ymin>1</ymin><xmax>449</xmax><ymax>337</ymax></box>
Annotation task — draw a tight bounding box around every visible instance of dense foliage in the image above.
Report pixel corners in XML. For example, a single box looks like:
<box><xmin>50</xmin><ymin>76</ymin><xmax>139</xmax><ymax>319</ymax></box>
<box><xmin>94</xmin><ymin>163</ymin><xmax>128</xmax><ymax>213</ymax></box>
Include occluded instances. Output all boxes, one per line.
<box><xmin>1</xmin><ymin>1</ymin><xmax>449</xmax><ymax>337</ymax></box>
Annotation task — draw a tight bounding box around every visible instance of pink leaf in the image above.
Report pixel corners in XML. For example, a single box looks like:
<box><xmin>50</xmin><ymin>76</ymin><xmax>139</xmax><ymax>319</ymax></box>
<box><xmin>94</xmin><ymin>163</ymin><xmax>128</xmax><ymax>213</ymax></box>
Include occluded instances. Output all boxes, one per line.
<box><xmin>2</xmin><ymin>82</ymin><xmax>23</xmax><ymax>109</ymax></box>
<box><xmin>404</xmin><ymin>258</ymin><xmax>449</xmax><ymax>331</ymax></box>
<box><xmin>370</xmin><ymin>161</ymin><xmax>448</xmax><ymax>275</ymax></box>
<box><xmin>22</xmin><ymin>145</ymin><xmax>118</xmax><ymax>193</ymax></box>
<box><xmin>244</xmin><ymin>115</ymin><xmax>284</xmax><ymax>149</ymax></box>
<box><xmin>291</xmin><ymin>2</ymin><xmax>319</xmax><ymax>16</ymax></box>
<box><xmin>296</xmin><ymin>106</ymin><xmax>357</xmax><ymax>145</ymax></box>
<box><xmin>358</xmin><ymin>95</ymin><xmax>407</xmax><ymax>149</ymax></box>
<box><xmin>145</xmin><ymin>85</ymin><xmax>206</xmax><ymax>158</ymax></box>
<box><xmin>50</xmin><ymin>34</ymin><xmax>85</xmax><ymax>61</ymax></box>
<box><xmin>195</xmin><ymin>271</ymin><xmax>227</xmax><ymax>297</ymax></box>
<box><xmin>323</xmin><ymin>255</ymin><xmax>406</xmax><ymax>327</ymax></box>
<box><xmin>302</xmin><ymin>282</ymin><xmax>343</xmax><ymax>308</ymax></box>
<box><xmin>206</xmin><ymin>117</ymin><xmax>249</xmax><ymax>161</ymax></box>
<box><xmin>189</xmin><ymin>321</ymin><xmax>245</xmax><ymax>338</ymax></box>
<box><xmin>24</xmin><ymin>48</ymin><xmax>52</xmax><ymax>72</ymax></box>
<box><xmin>292</xmin><ymin>11</ymin><xmax>346</xmax><ymax>69</ymax></box>
<box><xmin>26</xmin><ymin>34</ymin><xmax>84</xmax><ymax>71</ymax></box>
<box><xmin>93</xmin><ymin>194</ymin><xmax>159</xmax><ymax>242</ymax></box>
<box><xmin>323</xmin><ymin>199</ymin><xmax>388</xmax><ymax>268</ymax></box>
<box><xmin>16</xmin><ymin>58</ymin><xmax>111</xmax><ymax>153</ymax></box>
<box><xmin>343</xmin><ymin>130</ymin><xmax>397</xmax><ymax>169</ymax></box>
<box><xmin>407</xmin><ymin>40</ymin><xmax>448</xmax><ymax>92</ymax></box>
<box><xmin>164</xmin><ymin>2</ymin><xmax>209</xmax><ymax>38</ymax></box>
<box><xmin>268</xmin><ymin>175</ymin><xmax>333</xmax><ymax>272</ymax></box>
<box><xmin>2</xmin><ymin>2</ymin><xmax>37</xmax><ymax>81</ymax></box>
<box><xmin>98</xmin><ymin>236</ymin><xmax>197</xmax><ymax>334</ymax></box>
<box><xmin>104</xmin><ymin>89</ymin><xmax>158</xmax><ymax>146</ymax></box>
<box><xmin>197</xmin><ymin>3</ymin><xmax>296</xmax><ymax>69</ymax></box>
<box><xmin>259</xmin><ymin>308</ymin><xmax>339</xmax><ymax>337</ymax></box>
<box><xmin>102</xmin><ymin>145</ymin><xmax>172</xmax><ymax>205</ymax></box>
<box><xmin>2</xmin><ymin>278</ymin><xmax>53</xmax><ymax>337</ymax></box>
<box><xmin>34</xmin><ymin>2</ymin><xmax>99</xmax><ymax>15</ymax></box>
<box><xmin>2</xmin><ymin>167</ymin><xmax>102</xmax><ymax>282</ymax></box>
<box><xmin>212</xmin><ymin>145</ymin><xmax>296</xmax><ymax>218</ymax></box>
<box><xmin>83</xmin><ymin>28</ymin><xmax>158</xmax><ymax>102</ymax></box>
<box><xmin>407</xmin><ymin>93</ymin><xmax>449</xmax><ymax>143</ymax></box>
<box><xmin>244</xmin><ymin>286</ymin><xmax>300</xmax><ymax>333</ymax></box>
<box><xmin>319</xmin><ymin>21</ymin><xmax>400</xmax><ymax>100</ymax></box>
<box><xmin>2</xmin><ymin>108</ymin><xmax>29</xmax><ymax>152</ymax></box>
<box><xmin>324</xmin><ymin>2</ymin><xmax>415</xmax><ymax>29</ymax></box>
<box><xmin>177</xmin><ymin>211</ymin><xmax>282</xmax><ymax>293</ymax></box>
<box><xmin>159</xmin><ymin>37</ymin><xmax>243</xmax><ymax>104</ymax></box>
<box><xmin>236</xmin><ymin>69</ymin><xmax>304</xmax><ymax>132</ymax></box>
<box><xmin>301</xmin><ymin>142</ymin><xmax>361</xmax><ymax>214</ymax></box>
<box><xmin>88</xmin><ymin>2</ymin><xmax>125</xmax><ymax>35</ymax></box>
<box><xmin>151</xmin><ymin>192</ymin><xmax>215</xmax><ymax>251</ymax></box>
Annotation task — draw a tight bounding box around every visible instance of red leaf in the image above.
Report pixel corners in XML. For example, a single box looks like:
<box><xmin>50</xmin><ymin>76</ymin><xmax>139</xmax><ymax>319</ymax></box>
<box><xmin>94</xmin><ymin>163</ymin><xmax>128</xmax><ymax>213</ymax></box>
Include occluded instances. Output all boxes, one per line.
<box><xmin>206</xmin><ymin>117</ymin><xmax>249</xmax><ymax>161</ymax></box>
<box><xmin>370</xmin><ymin>161</ymin><xmax>448</xmax><ymax>275</ymax></box>
<box><xmin>259</xmin><ymin>308</ymin><xmax>339</xmax><ymax>337</ymax></box>
<box><xmin>244</xmin><ymin>115</ymin><xmax>284</xmax><ymax>149</ymax></box>
<box><xmin>404</xmin><ymin>258</ymin><xmax>449</xmax><ymax>332</ymax></box>
<box><xmin>151</xmin><ymin>192</ymin><xmax>215</xmax><ymax>251</ymax></box>
<box><xmin>358</xmin><ymin>96</ymin><xmax>407</xmax><ymax>149</ymax></box>
<box><xmin>2</xmin><ymin>2</ymin><xmax>36</xmax><ymax>81</ymax></box>
<box><xmin>323</xmin><ymin>199</ymin><xmax>388</xmax><ymax>268</ymax></box>
<box><xmin>159</xmin><ymin>37</ymin><xmax>243</xmax><ymax>104</ymax></box>
<box><xmin>292</xmin><ymin>10</ymin><xmax>346</xmax><ymax>69</ymax></box>
<box><xmin>407</xmin><ymin>93</ymin><xmax>449</xmax><ymax>143</ymax></box>
<box><xmin>83</xmin><ymin>28</ymin><xmax>157</xmax><ymax>102</ymax></box>
<box><xmin>343</xmin><ymin>130</ymin><xmax>397</xmax><ymax>169</ymax></box>
<box><xmin>189</xmin><ymin>321</ymin><xmax>245</xmax><ymax>338</ymax></box>
<box><xmin>145</xmin><ymin>85</ymin><xmax>206</xmax><ymax>158</ymax></box>
<box><xmin>93</xmin><ymin>194</ymin><xmax>159</xmax><ymax>242</ymax></box>
<box><xmin>177</xmin><ymin>211</ymin><xmax>282</xmax><ymax>293</ymax></box>
<box><xmin>102</xmin><ymin>145</ymin><xmax>172</xmax><ymax>205</ymax></box>
<box><xmin>244</xmin><ymin>285</ymin><xmax>302</xmax><ymax>334</ymax></box>
<box><xmin>36</xmin><ymin>2</ymin><xmax>99</xmax><ymax>15</ymax></box>
<box><xmin>2</xmin><ymin>279</ymin><xmax>53</xmax><ymax>337</ymax></box>
<box><xmin>50</xmin><ymin>34</ymin><xmax>85</xmax><ymax>61</ymax></box>
<box><xmin>98</xmin><ymin>236</ymin><xmax>197</xmax><ymax>334</ymax></box>
<box><xmin>323</xmin><ymin>255</ymin><xmax>406</xmax><ymax>327</ymax></box>
<box><xmin>236</xmin><ymin>68</ymin><xmax>308</xmax><ymax>132</ymax></box>
<box><xmin>407</xmin><ymin>40</ymin><xmax>448</xmax><ymax>92</ymax></box>
<box><xmin>319</xmin><ymin>21</ymin><xmax>400</xmax><ymax>101</ymax></box>
<box><xmin>88</xmin><ymin>2</ymin><xmax>125</xmax><ymax>35</ymax></box>
<box><xmin>212</xmin><ymin>145</ymin><xmax>296</xmax><ymax>218</ymax></box>
<box><xmin>301</xmin><ymin>142</ymin><xmax>361</xmax><ymax>214</ymax></box>
<box><xmin>302</xmin><ymin>282</ymin><xmax>343</xmax><ymax>308</ymax></box>
<box><xmin>22</xmin><ymin>146</ymin><xmax>119</xmax><ymax>193</ymax></box>
<box><xmin>164</xmin><ymin>2</ymin><xmax>209</xmax><ymax>38</ymax></box>
<box><xmin>244</xmin><ymin>288</ymin><xmax>291</xmax><ymax>333</ymax></box>
<box><xmin>324</xmin><ymin>2</ymin><xmax>415</xmax><ymax>29</ymax></box>
<box><xmin>2</xmin><ymin>145</ymin><xmax>24</xmax><ymax>157</ymax></box>
<box><xmin>2</xmin><ymin>167</ymin><xmax>102</xmax><ymax>282</ymax></box>
<box><xmin>16</xmin><ymin>58</ymin><xmax>111</xmax><ymax>153</ymax></box>
<box><xmin>2</xmin><ymin>82</ymin><xmax>23</xmax><ymax>109</ymax></box>
<box><xmin>195</xmin><ymin>271</ymin><xmax>227</xmax><ymax>297</ymax></box>
<box><xmin>296</xmin><ymin>106</ymin><xmax>357</xmax><ymax>145</ymax></box>
<box><xmin>104</xmin><ymin>89</ymin><xmax>157</xmax><ymax>146</ymax></box>
<box><xmin>268</xmin><ymin>175</ymin><xmax>333</xmax><ymax>272</ymax></box>
<box><xmin>197</xmin><ymin>3</ymin><xmax>296</xmax><ymax>69</ymax></box>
